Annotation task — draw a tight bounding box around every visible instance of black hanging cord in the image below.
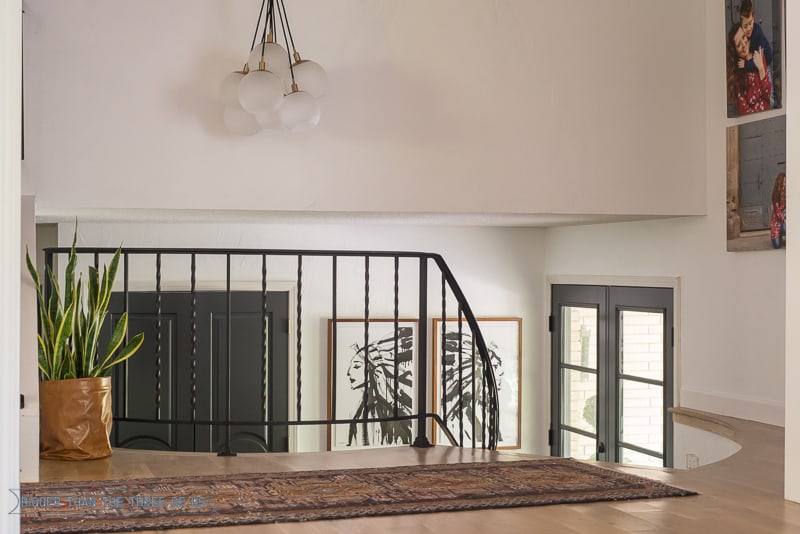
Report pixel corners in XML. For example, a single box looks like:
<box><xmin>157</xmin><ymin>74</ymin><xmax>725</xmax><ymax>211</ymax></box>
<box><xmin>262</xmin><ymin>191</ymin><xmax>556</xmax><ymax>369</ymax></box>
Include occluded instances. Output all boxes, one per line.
<box><xmin>259</xmin><ymin>0</ymin><xmax>275</xmax><ymax>59</ymax></box>
<box><xmin>277</xmin><ymin>0</ymin><xmax>297</xmax><ymax>54</ymax></box>
<box><xmin>275</xmin><ymin>0</ymin><xmax>296</xmax><ymax>84</ymax></box>
<box><xmin>250</xmin><ymin>0</ymin><xmax>267</xmax><ymax>53</ymax></box>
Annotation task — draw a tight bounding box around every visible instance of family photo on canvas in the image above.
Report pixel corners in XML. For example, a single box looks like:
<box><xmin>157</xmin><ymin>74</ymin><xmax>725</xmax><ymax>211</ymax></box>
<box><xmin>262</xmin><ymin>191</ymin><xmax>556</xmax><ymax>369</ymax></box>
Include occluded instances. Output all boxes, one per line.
<box><xmin>725</xmin><ymin>0</ymin><xmax>782</xmax><ymax>117</ymax></box>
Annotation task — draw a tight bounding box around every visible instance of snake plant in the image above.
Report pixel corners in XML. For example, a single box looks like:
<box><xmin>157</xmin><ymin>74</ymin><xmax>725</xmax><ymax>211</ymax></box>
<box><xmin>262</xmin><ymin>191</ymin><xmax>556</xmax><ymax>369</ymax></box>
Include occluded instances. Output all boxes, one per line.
<box><xmin>25</xmin><ymin>231</ymin><xmax>144</xmax><ymax>380</ymax></box>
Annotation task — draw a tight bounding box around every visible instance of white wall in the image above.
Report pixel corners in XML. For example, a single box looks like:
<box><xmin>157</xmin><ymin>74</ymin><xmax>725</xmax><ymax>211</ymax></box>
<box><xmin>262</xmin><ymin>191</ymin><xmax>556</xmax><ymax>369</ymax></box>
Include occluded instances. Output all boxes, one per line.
<box><xmin>20</xmin><ymin>197</ymin><xmax>39</xmax><ymax>482</ymax></box>
<box><xmin>784</xmin><ymin>0</ymin><xmax>800</xmax><ymax>504</ymax></box>
<box><xmin>2</xmin><ymin>0</ymin><xmax>22</xmax><ymax>530</ymax></box>
<box><xmin>22</xmin><ymin>0</ymin><xmax>706</xmax><ymax>218</ymax></box>
<box><xmin>543</xmin><ymin>2</ymin><xmax>786</xmax><ymax>428</ymax></box>
<box><xmin>58</xmin><ymin>221</ymin><xmax>547</xmax><ymax>453</ymax></box>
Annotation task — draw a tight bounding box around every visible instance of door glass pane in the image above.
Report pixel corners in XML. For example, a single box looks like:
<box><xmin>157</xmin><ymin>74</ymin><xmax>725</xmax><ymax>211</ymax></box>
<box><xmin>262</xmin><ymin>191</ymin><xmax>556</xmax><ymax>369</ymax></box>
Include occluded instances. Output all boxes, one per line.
<box><xmin>620</xmin><ymin>379</ymin><xmax>663</xmax><ymax>454</ymax></box>
<box><xmin>561</xmin><ymin>369</ymin><xmax>597</xmax><ymax>434</ymax></box>
<box><xmin>561</xmin><ymin>306</ymin><xmax>597</xmax><ymax>369</ymax></box>
<box><xmin>562</xmin><ymin>430</ymin><xmax>596</xmax><ymax>461</ymax></box>
<box><xmin>619</xmin><ymin>447</ymin><xmax>663</xmax><ymax>467</ymax></box>
<box><xmin>619</xmin><ymin>310</ymin><xmax>663</xmax><ymax>381</ymax></box>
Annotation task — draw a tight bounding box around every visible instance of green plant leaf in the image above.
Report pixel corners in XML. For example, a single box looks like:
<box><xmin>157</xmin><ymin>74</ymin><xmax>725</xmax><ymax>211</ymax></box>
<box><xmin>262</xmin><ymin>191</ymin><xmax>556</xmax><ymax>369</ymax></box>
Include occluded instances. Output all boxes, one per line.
<box><xmin>50</xmin><ymin>300</ymin><xmax>75</xmax><ymax>380</ymax></box>
<box><xmin>98</xmin><ymin>248</ymin><xmax>121</xmax><ymax>312</ymax></box>
<box><xmin>36</xmin><ymin>335</ymin><xmax>50</xmax><ymax>380</ymax></box>
<box><xmin>100</xmin><ymin>313</ymin><xmax>128</xmax><ymax>362</ymax></box>
<box><xmin>63</xmin><ymin>231</ymin><xmax>78</xmax><ymax>314</ymax></box>
<box><xmin>95</xmin><ymin>313</ymin><xmax>126</xmax><ymax>374</ymax></box>
<box><xmin>94</xmin><ymin>332</ymin><xmax>144</xmax><ymax>377</ymax></box>
<box><xmin>27</xmin><ymin>224</ymin><xmax>142</xmax><ymax>381</ymax></box>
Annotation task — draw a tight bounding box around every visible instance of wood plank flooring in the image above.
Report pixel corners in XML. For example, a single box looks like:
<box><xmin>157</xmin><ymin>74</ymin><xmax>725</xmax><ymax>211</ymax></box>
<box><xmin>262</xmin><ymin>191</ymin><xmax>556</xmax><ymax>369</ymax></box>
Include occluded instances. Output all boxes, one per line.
<box><xmin>37</xmin><ymin>411</ymin><xmax>800</xmax><ymax>533</ymax></box>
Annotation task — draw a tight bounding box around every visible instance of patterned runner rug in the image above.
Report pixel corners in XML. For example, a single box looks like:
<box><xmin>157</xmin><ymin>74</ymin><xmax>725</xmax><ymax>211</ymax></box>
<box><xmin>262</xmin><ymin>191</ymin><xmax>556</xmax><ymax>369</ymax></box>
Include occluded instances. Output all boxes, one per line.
<box><xmin>16</xmin><ymin>458</ymin><xmax>696</xmax><ymax>533</ymax></box>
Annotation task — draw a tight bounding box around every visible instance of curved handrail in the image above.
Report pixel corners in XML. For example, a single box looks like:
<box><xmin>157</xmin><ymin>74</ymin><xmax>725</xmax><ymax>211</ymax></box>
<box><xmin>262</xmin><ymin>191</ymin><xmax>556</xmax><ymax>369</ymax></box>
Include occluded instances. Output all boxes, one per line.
<box><xmin>431</xmin><ymin>254</ymin><xmax>500</xmax><ymax>450</ymax></box>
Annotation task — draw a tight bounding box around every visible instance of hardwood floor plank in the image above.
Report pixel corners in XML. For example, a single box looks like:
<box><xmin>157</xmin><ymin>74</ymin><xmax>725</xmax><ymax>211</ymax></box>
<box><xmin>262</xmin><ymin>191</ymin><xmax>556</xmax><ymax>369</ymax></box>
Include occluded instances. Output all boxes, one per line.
<box><xmin>34</xmin><ymin>411</ymin><xmax>800</xmax><ymax>533</ymax></box>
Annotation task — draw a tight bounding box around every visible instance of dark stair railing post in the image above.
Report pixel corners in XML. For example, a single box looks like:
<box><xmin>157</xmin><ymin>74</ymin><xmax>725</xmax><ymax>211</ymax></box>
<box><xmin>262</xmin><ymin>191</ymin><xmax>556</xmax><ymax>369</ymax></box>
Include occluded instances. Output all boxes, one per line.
<box><xmin>119</xmin><ymin>252</ymin><xmax>131</xmax><ymax>448</ymax></box>
<box><xmin>413</xmin><ymin>257</ymin><xmax>432</xmax><ymax>448</ymax></box>
<box><xmin>393</xmin><ymin>255</ymin><xmax>400</xmax><ymax>419</ymax></box>
<box><xmin>218</xmin><ymin>253</ymin><xmax>237</xmax><ymax>456</ymax></box>
<box><xmin>296</xmin><ymin>254</ymin><xmax>303</xmax><ymax>422</ymax></box>
<box><xmin>362</xmin><ymin>255</ymin><xmax>370</xmax><ymax>446</ymax></box>
<box><xmin>331</xmin><ymin>255</ymin><xmax>338</xmax><ymax>424</ymax></box>
<box><xmin>190</xmin><ymin>253</ymin><xmax>198</xmax><ymax>452</ymax></box>
<box><xmin>440</xmin><ymin>273</ymin><xmax>447</xmax><ymax>444</ymax></box>
<box><xmin>261</xmin><ymin>254</ymin><xmax>269</xmax><ymax>451</ymax></box>
<box><xmin>457</xmin><ymin>305</ymin><xmax>464</xmax><ymax>448</ymax></box>
<box><xmin>154</xmin><ymin>253</ymin><xmax>162</xmax><ymax>423</ymax></box>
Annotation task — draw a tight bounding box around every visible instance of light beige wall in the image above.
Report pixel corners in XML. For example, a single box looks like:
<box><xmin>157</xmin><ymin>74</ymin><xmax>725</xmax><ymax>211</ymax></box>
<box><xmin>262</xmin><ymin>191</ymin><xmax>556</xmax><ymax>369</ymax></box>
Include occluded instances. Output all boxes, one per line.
<box><xmin>22</xmin><ymin>0</ymin><xmax>706</xmax><ymax>217</ymax></box>
<box><xmin>543</xmin><ymin>1</ymin><xmax>787</xmax><ymax>428</ymax></box>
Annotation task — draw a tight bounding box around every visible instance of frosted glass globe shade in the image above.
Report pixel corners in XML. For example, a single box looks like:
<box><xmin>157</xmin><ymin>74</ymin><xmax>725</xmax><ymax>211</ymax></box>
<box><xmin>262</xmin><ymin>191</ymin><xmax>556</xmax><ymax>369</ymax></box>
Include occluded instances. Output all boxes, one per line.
<box><xmin>223</xmin><ymin>105</ymin><xmax>260</xmax><ymax>136</ymax></box>
<box><xmin>220</xmin><ymin>71</ymin><xmax>245</xmax><ymax>105</ymax></box>
<box><xmin>278</xmin><ymin>91</ymin><xmax>320</xmax><ymax>131</ymax></box>
<box><xmin>238</xmin><ymin>70</ymin><xmax>285</xmax><ymax>113</ymax></box>
<box><xmin>288</xmin><ymin>60</ymin><xmax>328</xmax><ymax>98</ymax></box>
<box><xmin>255</xmin><ymin>110</ymin><xmax>285</xmax><ymax>130</ymax></box>
<box><xmin>248</xmin><ymin>42</ymin><xmax>290</xmax><ymax>80</ymax></box>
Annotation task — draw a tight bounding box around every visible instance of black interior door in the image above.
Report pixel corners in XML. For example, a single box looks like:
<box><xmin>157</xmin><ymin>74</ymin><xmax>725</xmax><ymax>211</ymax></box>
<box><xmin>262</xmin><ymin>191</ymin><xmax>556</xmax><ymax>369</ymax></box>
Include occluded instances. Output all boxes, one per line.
<box><xmin>105</xmin><ymin>290</ymin><xmax>290</xmax><ymax>453</ymax></box>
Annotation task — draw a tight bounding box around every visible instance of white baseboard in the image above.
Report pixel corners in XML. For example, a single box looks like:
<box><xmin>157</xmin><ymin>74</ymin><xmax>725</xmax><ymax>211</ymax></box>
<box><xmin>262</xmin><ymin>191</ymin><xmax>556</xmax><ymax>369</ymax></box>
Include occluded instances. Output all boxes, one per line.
<box><xmin>680</xmin><ymin>386</ymin><xmax>784</xmax><ymax>427</ymax></box>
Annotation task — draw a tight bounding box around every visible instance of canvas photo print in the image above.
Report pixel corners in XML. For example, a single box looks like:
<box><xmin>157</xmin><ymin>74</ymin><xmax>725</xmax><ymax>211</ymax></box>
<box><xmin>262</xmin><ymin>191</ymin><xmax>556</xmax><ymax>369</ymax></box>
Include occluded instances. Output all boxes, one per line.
<box><xmin>725</xmin><ymin>0</ymin><xmax>782</xmax><ymax>117</ymax></box>
<box><xmin>726</xmin><ymin>114</ymin><xmax>786</xmax><ymax>251</ymax></box>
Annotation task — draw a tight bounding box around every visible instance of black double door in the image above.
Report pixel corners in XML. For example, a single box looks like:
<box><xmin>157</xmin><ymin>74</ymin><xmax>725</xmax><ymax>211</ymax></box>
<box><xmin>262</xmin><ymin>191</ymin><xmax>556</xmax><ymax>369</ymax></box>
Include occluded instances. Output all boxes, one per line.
<box><xmin>105</xmin><ymin>291</ymin><xmax>290</xmax><ymax>453</ymax></box>
<box><xmin>550</xmin><ymin>284</ymin><xmax>674</xmax><ymax>467</ymax></box>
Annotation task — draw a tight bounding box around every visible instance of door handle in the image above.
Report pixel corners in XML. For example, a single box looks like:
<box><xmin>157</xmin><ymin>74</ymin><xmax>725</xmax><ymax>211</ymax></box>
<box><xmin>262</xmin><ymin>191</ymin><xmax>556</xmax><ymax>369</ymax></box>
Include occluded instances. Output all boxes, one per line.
<box><xmin>598</xmin><ymin>442</ymin><xmax>606</xmax><ymax>454</ymax></box>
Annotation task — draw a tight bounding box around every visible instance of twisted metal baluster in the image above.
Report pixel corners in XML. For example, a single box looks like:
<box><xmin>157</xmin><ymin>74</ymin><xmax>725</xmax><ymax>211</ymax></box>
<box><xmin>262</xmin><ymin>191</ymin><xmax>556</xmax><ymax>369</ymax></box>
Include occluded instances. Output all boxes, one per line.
<box><xmin>296</xmin><ymin>255</ymin><xmax>302</xmax><ymax>421</ymax></box>
<box><xmin>155</xmin><ymin>253</ymin><xmax>162</xmax><ymax>420</ymax></box>
<box><xmin>93</xmin><ymin>252</ymin><xmax>100</xmax><ymax>370</ymax></box>
<box><xmin>122</xmin><ymin>253</ymin><xmax>130</xmax><ymax>418</ymax></box>
<box><xmin>331</xmin><ymin>256</ymin><xmax>338</xmax><ymax>422</ymax></box>
<box><xmin>261</xmin><ymin>254</ymin><xmax>268</xmax><ymax>438</ymax></box>
<box><xmin>457</xmin><ymin>305</ymin><xmax>463</xmax><ymax>448</ymax></box>
<box><xmin>471</xmin><ymin>339</ymin><xmax>476</xmax><ymax>449</ymax></box>
<box><xmin>393</xmin><ymin>255</ymin><xmax>399</xmax><ymax>419</ymax></box>
<box><xmin>362</xmin><ymin>256</ymin><xmax>370</xmax><ymax>446</ymax></box>
<box><xmin>482</xmin><ymin>358</ymin><xmax>487</xmax><ymax>449</ymax></box>
<box><xmin>190</xmin><ymin>254</ymin><xmax>197</xmax><ymax>451</ymax></box>
<box><xmin>440</xmin><ymin>273</ymin><xmax>447</xmax><ymax>436</ymax></box>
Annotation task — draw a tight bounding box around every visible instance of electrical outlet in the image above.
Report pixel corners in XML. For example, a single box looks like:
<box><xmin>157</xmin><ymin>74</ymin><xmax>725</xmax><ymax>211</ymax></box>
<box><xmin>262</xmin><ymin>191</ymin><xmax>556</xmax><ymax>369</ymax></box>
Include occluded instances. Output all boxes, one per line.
<box><xmin>686</xmin><ymin>453</ymin><xmax>700</xmax><ymax>469</ymax></box>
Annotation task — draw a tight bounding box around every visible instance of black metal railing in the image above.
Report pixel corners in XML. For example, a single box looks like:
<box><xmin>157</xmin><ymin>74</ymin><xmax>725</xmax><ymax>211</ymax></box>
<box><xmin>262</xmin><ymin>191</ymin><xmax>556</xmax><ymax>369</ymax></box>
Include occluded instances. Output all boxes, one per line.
<box><xmin>42</xmin><ymin>247</ymin><xmax>500</xmax><ymax>452</ymax></box>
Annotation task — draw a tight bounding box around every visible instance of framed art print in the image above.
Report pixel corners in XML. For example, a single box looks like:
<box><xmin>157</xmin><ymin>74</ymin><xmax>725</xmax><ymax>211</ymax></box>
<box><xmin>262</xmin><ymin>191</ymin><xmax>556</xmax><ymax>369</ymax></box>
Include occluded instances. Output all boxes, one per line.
<box><xmin>432</xmin><ymin>317</ymin><xmax>521</xmax><ymax>449</ymax></box>
<box><xmin>327</xmin><ymin>319</ymin><xmax>417</xmax><ymax>450</ymax></box>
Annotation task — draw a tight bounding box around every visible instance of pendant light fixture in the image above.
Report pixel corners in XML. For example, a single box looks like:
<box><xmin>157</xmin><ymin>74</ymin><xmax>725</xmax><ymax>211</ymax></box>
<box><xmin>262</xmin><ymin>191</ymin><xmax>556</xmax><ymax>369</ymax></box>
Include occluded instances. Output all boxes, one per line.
<box><xmin>221</xmin><ymin>0</ymin><xmax>327</xmax><ymax>134</ymax></box>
